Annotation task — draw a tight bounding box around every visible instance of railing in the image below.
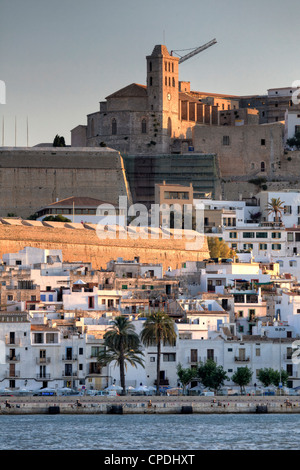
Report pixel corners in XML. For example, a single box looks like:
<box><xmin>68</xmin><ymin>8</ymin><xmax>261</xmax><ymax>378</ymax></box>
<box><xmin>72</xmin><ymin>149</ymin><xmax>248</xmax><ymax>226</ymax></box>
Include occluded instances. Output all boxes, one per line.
<box><xmin>154</xmin><ymin>379</ymin><xmax>169</xmax><ymax>386</ymax></box>
<box><xmin>6</xmin><ymin>354</ymin><xmax>20</xmax><ymax>362</ymax></box>
<box><xmin>5</xmin><ymin>337</ymin><xmax>21</xmax><ymax>346</ymax></box>
<box><xmin>36</xmin><ymin>373</ymin><xmax>51</xmax><ymax>379</ymax></box>
<box><xmin>36</xmin><ymin>357</ymin><xmax>51</xmax><ymax>364</ymax></box>
<box><xmin>5</xmin><ymin>370</ymin><xmax>20</xmax><ymax>378</ymax></box>
<box><xmin>234</xmin><ymin>356</ymin><xmax>250</xmax><ymax>362</ymax></box>
<box><xmin>62</xmin><ymin>355</ymin><xmax>78</xmax><ymax>361</ymax></box>
<box><xmin>62</xmin><ymin>371</ymin><xmax>78</xmax><ymax>378</ymax></box>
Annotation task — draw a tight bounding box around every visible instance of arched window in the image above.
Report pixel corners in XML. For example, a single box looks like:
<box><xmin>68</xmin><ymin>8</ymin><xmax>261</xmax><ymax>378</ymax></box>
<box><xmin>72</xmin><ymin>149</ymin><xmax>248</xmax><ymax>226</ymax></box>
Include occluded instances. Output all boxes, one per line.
<box><xmin>172</xmin><ymin>63</ymin><xmax>174</xmax><ymax>73</ymax></box>
<box><xmin>165</xmin><ymin>77</ymin><xmax>167</xmax><ymax>86</ymax></box>
<box><xmin>112</xmin><ymin>118</ymin><xmax>117</xmax><ymax>135</ymax></box>
<box><xmin>172</xmin><ymin>77</ymin><xmax>175</xmax><ymax>87</ymax></box>
<box><xmin>149</xmin><ymin>61</ymin><xmax>152</xmax><ymax>72</ymax></box>
<box><xmin>141</xmin><ymin>119</ymin><xmax>147</xmax><ymax>134</ymax></box>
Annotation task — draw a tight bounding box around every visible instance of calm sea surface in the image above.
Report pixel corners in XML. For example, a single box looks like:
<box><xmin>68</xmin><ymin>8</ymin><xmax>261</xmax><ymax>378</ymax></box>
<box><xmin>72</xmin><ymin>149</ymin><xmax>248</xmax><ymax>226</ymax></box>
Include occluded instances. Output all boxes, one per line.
<box><xmin>0</xmin><ymin>414</ymin><xmax>299</xmax><ymax>450</ymax></box>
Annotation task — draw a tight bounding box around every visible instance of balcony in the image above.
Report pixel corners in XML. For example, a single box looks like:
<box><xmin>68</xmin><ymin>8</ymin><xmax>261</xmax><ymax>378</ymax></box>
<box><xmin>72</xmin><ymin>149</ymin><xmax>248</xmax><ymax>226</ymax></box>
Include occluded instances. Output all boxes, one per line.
<box><xmin>62</xmin><ymin>355</ymin><xmax>78</xmax><ymax>361</ymax></box>
<box><xmin>5</xmin><ymin>370</ymin><xmax>20</xmax><ymax>378</ymax></box>
<box><xmin>5</xmin><ymin>336</ymin><xmax>21</xmax><ymax>346</ymax></box>
<box><xmin>36</xmin><ymin>373</ymin><xmax>51</xmax><ymax>379</ymax></box>
<box><xmin>36</xmin><ymin>357</ymin><xmax>51</xmax><ymax>364</ymax></box>
<box><xmin>62</xmin><ymin>371</ymin><xmax>78</xmax><ymax>378</ymax></box>
<box><xmin>6</xmin><ymin>354</ymin><xmax>20</xmax><ymax>362</ymax></box>
<box><xmin>234</xmin><ymin>356</ymin><xmax>250</xmax><ymax>362</ymax></box>
<box><xmin>154</xmin><ymin>379</ymin><xmax>169</xmax><ymax>386</ymax></box>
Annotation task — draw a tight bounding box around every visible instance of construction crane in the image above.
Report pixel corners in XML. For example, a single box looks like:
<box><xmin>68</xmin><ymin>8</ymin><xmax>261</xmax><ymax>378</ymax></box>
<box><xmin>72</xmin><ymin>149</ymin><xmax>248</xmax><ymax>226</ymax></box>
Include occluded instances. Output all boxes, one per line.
<box><xmin>171</xmin><ymin>38</ymin><xmax>217</xmax><ymax>64</ymax></box>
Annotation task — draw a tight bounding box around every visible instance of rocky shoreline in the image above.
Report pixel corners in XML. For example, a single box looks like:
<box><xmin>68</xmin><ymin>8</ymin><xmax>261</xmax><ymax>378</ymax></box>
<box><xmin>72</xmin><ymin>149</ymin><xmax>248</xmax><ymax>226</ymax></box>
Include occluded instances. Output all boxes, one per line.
<box><xmin>0</xmin><ymin>395</ymin><xmax>299</xmax><ymax>415</ymax></box>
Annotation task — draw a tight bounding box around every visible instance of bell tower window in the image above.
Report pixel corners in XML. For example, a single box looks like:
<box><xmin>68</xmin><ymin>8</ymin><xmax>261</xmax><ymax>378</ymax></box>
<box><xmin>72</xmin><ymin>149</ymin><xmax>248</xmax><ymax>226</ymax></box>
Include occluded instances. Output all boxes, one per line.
<box><xmin>112</xmin><ymin>119</ymin><xmax>117</xmax><ymax>135</ymax></box>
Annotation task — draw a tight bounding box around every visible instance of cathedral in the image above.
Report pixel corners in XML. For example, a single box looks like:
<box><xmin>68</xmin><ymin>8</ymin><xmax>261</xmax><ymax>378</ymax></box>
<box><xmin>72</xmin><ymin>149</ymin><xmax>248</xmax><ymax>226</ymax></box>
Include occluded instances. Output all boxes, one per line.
<box><xmin>71</xmin><ymin>44</ymin><xmax>240</xmax><ymax>155</ymax></box>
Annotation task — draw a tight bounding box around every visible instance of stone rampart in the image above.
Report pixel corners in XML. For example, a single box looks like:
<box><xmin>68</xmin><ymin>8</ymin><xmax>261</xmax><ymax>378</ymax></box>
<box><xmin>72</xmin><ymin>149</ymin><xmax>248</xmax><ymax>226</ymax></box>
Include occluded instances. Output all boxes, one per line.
<box><xmin>0</xmin><ymin>220</ymin><xmax>209</xmax><ymax>271</ymax></box>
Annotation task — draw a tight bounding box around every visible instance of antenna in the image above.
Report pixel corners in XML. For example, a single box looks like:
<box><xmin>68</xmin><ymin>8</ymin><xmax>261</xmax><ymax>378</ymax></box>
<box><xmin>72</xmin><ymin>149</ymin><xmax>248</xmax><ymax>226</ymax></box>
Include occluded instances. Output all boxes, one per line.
<box><xmin>27</xmin><ymin>116</ymin><xmax>29</xmax><ymax>147</ymax></box>
<box><xmin>15</xmin><ymin>116</ymin><xmax>17</xmax><ymax>147</ymax></box>
<box><xmin>2</xmin><ymin>117</ymin><xmax>4</xmax><ymax>146</ymax></box>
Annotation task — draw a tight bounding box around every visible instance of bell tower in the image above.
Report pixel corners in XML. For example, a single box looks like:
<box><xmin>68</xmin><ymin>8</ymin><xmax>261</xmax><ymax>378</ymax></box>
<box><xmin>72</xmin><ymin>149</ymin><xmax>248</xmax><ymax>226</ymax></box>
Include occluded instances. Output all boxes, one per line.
<box><xmin>146</xmin><ymin>45</ymin><xmax>179</xmax><ymax>152</ymax></box>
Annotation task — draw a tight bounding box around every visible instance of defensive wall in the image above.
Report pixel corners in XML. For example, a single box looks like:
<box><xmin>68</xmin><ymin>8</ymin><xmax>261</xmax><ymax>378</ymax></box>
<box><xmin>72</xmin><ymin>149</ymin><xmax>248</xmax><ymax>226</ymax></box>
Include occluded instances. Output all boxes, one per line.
<box><xmin>0</xmin><ymin>147</ymin><xmax>132</xmax><ymax>218</ymax></box>
<box><xmin>0</xmin><ymin>219</ymin><xmax>209</xmax><ymax>271</ymax></box>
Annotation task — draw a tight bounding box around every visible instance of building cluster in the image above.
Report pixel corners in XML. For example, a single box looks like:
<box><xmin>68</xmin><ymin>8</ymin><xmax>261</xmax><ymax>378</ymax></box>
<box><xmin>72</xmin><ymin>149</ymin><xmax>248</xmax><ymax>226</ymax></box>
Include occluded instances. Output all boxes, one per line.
<box><xmin>1</xmin><ymin>238</ymin><xmax>300</xmax><ymax>394</ymax></box>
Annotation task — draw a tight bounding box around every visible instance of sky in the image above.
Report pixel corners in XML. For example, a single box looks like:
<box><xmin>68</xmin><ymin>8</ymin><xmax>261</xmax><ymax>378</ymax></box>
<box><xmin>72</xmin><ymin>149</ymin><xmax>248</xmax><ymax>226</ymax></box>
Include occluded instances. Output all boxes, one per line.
<box><xmin>0</xmin><ymin>0</ymin><xmax>299</xmax><ymax>146</ymax></box>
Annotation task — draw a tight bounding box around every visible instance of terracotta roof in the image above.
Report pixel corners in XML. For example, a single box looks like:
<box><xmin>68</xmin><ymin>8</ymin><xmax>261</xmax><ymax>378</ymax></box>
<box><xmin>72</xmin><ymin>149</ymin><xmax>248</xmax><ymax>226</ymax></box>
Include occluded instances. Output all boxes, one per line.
<box><xmin>43</xmin><ymin>196</ymin><xmax>115</xmax><ymax>208</ymax></box>
<box><xmin>106</xmin><ymin>83</ymin><xmax>147</xmax><ymax>100</ymax></box>
<box><xmin>31</xmin><ymin>324</ymin><xmax>59</xmax><ymax>332</ymax></box>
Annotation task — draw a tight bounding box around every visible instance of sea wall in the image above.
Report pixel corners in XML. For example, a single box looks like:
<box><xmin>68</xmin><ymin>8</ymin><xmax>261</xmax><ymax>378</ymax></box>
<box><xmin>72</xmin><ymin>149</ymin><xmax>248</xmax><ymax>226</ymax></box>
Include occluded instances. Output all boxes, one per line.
<box><xmin>1</xmin><ymin>396</ymin><xmax>299</xmax><ymax>414</ymax></box>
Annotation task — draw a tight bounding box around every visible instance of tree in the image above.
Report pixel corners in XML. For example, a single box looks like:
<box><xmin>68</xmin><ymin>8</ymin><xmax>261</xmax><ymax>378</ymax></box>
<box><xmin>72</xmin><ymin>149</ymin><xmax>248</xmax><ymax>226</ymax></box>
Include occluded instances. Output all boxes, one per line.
<box><xmin>258</xmin><ymin>367</ymin><xmax>289</xmax><ymax>389</ymax></box>
<box><xmin>53</xmin><ymin>134</ymin><xmax>66</xmax><ymax>147</ymax></box>
<box><xmin>176</xmin><ymin>363</ymin><xmax>198</xmax><ymax>395</ymax></box>
<box><xmin>232</xmin><ymin>367</ymin><xmax>253</xmax><ymax>394</ymax></box>
<box><xmin>266</xmin><ymin>197</ymin><xmax>285</xmax><ymax>223</ymax></box>
<box><xmin>140</xmin><ymin>311</ymin><xmax>177</xmax><ymax>396</ymax></box>
<box><xmin>197</xmin><ymin>359</ymin><xmax>228</xmax><ymax>393</ymax></box>
<box><xmin>207</xmin><ymin>237</ymin><xmax>235</xmax><ymax>259</ymax></box>
<box><xmin>257</xmin><ymin>368</ymin><xmax>274</xmax><ymax>388</ymax></box>
<box><xmin>286</xmin><ymin>131</ymin><xmax>300</xmax><ymax>150</ymax></box>
<box><xmin>270</xmin><ymin>369</ymin><xmax>289</xmax><ymax>388</ymax></box>
<box><xmin>97</xmin><ymin>316</ymin><xmax>144</xmax><ymax>395</ymax></box>
<box><xmin>42</xmin><ymin>215</ymin><xmax>71</xmax><ymax>222</ymax></box>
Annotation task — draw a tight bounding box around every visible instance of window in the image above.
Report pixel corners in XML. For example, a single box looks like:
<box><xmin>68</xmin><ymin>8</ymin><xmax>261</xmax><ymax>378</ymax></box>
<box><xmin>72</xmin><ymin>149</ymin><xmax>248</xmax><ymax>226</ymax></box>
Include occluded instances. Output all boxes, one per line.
<box><xmin>272</xmin><ymin>244</ymin><xmax>281</xmax><ymax>250</ymax></box>
<box><xmin>33</xmin><ymin>333</ymin><xmax>43</xmax><ymax>344</ymax></box>
<box><xmin>243</xmin><ymin>232</ymin><xmax>255</xmax><ymax>238</ymax></box>
<box><xmin>149</xmin><ymin>76</ymin><xmax>153</xmax><ymax>86</ymax></box>
<box><xmin>287</xmin><ymin>232</ymin><xmax>294</xmax><ymax>242</ymax></box>
<box><xmin>261</xmin><ymin>139</ymin><xmax>266</xmax><ymax>146</ymax></box>
<box><xmin>256</xmin><ymin>348</ymin><xmax>261</xmax><ymax>356</ymax></box>
<box><xmin>261</xmin><ymin>161</ymin><xmax>265</xmax><ymax>172</ymax></box>
<box><xmin>141</xmin><ymin>119</ymin><xmax>147</xmax><ymax>134</ymax></box>
<box><xmin>112</xmin><ymin>119</ymin><xmax>117</xmax><ymax>135</ymax></box>
<box><xmin>229</xmin><ymin>232</ymin><xmax>237</xmax><ymax>239</ymax></box>
<box><xmin>243</xmin><ymin>244</ymin><xmax>253</xmax><ymax>250</ymax></box>
<box><xmin>256</xmin><ymin>232</ymin><xmax>268</xmax><ymax>238</ymax></box>
<box><xmin>259</xmin><ymin>244</ymin><xmax>267</xmax><ymax>250</ymax></box>
<box><xmin>272</xmin><ymin>232</ymin><xmax>281</xmax><ymax>239</ymax></box>
<box><xmin>223</xmin><ymin>135</ymin><xmax>230</xmax><ymax>146</ymax></box>
<box><xmin>284</xmin><ymin>206</ymin><xmax>292</xmax><ymax>214</ymax></box>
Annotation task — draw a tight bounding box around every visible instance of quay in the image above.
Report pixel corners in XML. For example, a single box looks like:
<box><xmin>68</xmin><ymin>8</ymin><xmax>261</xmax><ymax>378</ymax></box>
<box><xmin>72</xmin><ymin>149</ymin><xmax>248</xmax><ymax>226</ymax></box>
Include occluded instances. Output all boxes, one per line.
<box><xmin>0</xmin><ymin>395</ymin><xmax>300</xmax><ymax>415</ymax></box>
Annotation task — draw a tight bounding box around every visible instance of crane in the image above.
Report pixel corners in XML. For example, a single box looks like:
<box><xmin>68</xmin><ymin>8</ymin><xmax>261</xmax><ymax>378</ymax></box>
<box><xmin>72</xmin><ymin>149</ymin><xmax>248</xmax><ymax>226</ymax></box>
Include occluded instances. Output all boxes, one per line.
<box><xmin>171</xmin><ymin>38</ymin><xmax>217</xmax><ymax>64</ymax></box>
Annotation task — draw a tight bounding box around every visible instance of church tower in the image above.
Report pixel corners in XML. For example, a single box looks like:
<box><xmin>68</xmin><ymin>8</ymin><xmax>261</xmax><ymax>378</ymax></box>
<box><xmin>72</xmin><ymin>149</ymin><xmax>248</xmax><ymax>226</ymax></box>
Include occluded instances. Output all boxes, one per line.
<box><xmin>146</xmin><ymin>45</ymin><xmax>180</xmax><ymax>153</ymax></box>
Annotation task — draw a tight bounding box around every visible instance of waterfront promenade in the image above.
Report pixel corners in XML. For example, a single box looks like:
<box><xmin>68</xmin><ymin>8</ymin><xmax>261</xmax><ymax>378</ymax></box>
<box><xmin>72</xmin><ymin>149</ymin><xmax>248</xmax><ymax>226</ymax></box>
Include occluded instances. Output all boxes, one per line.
<box><xmin>0</xmin><ymin>395</ymin><xmax>299</xmax><ymax>414</ymax></box>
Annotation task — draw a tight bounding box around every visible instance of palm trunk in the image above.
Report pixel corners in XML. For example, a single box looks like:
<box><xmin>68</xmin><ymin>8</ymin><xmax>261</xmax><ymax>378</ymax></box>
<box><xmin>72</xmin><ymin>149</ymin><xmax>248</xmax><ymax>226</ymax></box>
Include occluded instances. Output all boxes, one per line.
<box><xmin>156</xmin><ymin>336</ymin><xmax>161</xmax><ymax>396</ymax></box>
<box><xmin>119</xmin><ymin>343</ymin><xmax>126</xmax><ymax>396</ymax></box>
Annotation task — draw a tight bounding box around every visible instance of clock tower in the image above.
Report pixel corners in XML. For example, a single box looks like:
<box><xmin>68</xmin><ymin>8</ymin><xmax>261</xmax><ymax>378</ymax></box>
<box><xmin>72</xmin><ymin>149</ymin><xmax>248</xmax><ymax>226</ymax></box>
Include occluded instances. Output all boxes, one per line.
<box><xmin>146</xmin><ymin>45</ymin><xmax>179</xmax><ymax>152</ymax></box>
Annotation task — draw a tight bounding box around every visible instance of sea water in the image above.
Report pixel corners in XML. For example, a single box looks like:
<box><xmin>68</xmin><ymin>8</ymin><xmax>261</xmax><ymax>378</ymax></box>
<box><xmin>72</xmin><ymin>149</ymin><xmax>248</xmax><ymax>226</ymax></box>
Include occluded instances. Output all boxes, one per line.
<box><xmin>0</xmin><ymin>414</ymin><xmax>299</xmax><ymax>450</ymax></box>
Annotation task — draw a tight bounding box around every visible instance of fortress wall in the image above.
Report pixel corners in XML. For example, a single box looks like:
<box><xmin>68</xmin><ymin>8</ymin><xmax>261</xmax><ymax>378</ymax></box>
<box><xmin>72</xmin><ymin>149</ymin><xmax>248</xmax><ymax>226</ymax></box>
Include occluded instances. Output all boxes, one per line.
<box><xmin>0</xmin><ymin>147</ymin><xmax>131</xmax><ymax>218</ymax></box>
<box><xmin>0</xmin><ymin>222</ymin><xmax>209</xmax><ymax>271</ymax></box>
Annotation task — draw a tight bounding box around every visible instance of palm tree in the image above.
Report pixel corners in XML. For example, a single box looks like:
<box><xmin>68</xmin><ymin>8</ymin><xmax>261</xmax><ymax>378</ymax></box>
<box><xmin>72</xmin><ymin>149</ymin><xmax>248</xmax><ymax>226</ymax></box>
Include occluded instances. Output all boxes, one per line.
<box><xmin>266</xmin><ymin>197</ymin><xmax>285</xmax><ymax>223</ymax></box>
<box><xmin>97</xmin><ymin>316</ymin><xmax>144</xmax><ymax>395</ymax></box>
<box><xmin>140</xmin><ymin>311</ymin><xmax>177</xmax><ymax>396</ymax></box>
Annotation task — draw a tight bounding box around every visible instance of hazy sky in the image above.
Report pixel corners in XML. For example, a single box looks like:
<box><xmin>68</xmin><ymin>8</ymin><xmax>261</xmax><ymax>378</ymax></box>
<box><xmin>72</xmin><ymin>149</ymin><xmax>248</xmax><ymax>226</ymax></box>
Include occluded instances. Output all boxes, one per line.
<box><xmin>0</xmin><ymin>0</ymin><xmax>299</xmax><ymax>146</ymax></box>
